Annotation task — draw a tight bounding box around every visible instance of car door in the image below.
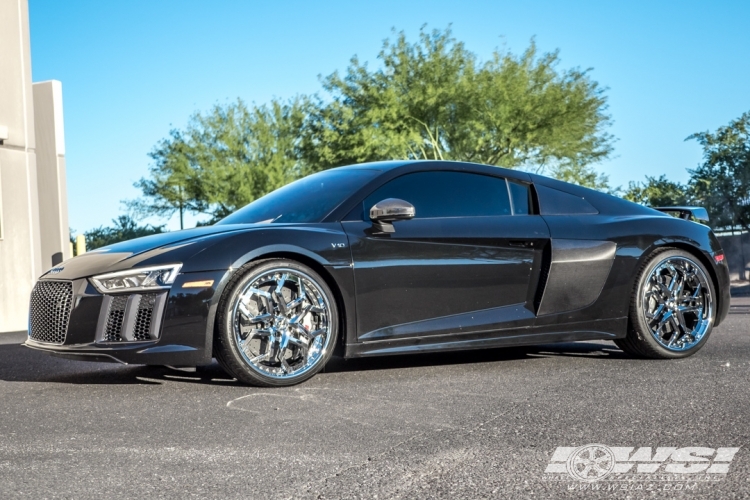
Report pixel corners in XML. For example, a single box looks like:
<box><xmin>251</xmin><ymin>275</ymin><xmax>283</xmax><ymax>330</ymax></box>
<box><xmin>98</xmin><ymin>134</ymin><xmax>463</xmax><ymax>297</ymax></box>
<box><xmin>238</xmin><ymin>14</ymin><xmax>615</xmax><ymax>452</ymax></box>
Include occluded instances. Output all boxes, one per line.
<box><xmin>341</xmin><ymin>170</ymin><xmax>550</xmax><ymax>341</ymax></box>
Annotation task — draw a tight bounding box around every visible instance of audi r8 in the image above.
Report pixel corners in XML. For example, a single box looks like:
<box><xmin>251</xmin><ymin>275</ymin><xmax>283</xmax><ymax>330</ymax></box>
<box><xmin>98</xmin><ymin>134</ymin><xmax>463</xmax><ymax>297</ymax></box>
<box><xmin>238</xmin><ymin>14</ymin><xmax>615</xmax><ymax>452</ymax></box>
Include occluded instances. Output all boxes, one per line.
<box><xmin>25</xmin><ymin>161</ymin><xmax>731</xmax><ymax>386</ymax></box>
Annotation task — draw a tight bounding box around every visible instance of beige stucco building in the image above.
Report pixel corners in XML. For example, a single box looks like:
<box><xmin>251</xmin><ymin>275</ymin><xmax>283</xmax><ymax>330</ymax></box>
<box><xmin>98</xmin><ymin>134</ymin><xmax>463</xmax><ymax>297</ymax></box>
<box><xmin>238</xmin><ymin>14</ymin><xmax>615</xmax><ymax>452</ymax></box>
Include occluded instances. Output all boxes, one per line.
<box><xmin>1</xmin><ymin>0</ymin><xmax>70</xmax><ymax>333</ymax></box>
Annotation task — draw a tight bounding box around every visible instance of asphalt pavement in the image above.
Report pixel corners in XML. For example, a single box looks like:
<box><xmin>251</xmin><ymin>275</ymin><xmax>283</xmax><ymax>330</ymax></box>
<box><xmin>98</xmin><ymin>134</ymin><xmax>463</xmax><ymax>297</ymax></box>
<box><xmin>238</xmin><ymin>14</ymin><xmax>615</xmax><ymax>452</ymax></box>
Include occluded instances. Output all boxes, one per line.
<box><xmin>1</xmin><ymin>298</ymin><xmax>749</xmax><ymax>499</ymax></box>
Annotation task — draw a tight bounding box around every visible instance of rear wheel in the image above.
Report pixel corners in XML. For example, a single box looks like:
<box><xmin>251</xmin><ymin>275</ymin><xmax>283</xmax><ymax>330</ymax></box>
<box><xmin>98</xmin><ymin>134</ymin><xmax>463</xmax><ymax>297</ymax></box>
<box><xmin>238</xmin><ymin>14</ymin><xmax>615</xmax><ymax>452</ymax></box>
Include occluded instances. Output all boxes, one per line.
<box><xmin>214</xmin><ymin>259</ymin><xmax>338</xmax><ymax>386</ymax></box>
<box><xmin>616</xmin><ymin>249</ymin><xmax>715</xmax><ymax>359</ymax></box>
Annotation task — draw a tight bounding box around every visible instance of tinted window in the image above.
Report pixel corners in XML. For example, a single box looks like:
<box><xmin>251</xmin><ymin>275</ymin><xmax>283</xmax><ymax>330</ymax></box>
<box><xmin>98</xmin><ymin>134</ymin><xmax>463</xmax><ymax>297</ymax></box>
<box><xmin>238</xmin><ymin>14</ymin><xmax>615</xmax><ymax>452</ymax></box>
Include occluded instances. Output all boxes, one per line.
<box><xmin>509</xmin><ymin>181</ymin><xmax>531</xmax><ymax>215</ymax></box>
<box><xmin>535</xmin><ymin>184</ymin><xmax>599</xmax><ymax>215</ymax></box>
<box><xmin>363</xmin><ymin>171</ymin><xmax>511</xmax><ymax>219</ymax></box>
<box><xmin>218</xmin><ymin>168</ymin><xmax>379</xmax><ymax>224</ymax></box>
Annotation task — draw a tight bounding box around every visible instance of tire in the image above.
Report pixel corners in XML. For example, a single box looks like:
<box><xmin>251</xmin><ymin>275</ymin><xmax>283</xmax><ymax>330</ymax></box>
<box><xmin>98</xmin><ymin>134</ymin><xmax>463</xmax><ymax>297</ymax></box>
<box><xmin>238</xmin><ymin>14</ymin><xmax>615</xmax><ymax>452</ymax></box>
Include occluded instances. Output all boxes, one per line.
<box><xmin>615</xmin><ymin>248</ymin><xmax>716</xmax><ymax>359</ymax></box>
<box><xmin>214</xmin><ymin>259</ymin><xmax>339</xmax><ymax>387</ymax></box>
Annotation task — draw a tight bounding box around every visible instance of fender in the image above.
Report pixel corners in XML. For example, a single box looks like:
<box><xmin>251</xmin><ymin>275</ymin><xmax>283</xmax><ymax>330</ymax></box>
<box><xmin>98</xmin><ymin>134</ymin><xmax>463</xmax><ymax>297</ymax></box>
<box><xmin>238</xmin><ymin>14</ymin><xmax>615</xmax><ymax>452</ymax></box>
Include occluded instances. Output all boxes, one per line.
<box><xmin>193</xmin><ymin>230</ymin><xmax>356</xmax><ymax>361</ymax></box>
<box><xmin>229</xmin><ymin>243</ymin><xmax>334</xmax><ymax>270</ymax></box>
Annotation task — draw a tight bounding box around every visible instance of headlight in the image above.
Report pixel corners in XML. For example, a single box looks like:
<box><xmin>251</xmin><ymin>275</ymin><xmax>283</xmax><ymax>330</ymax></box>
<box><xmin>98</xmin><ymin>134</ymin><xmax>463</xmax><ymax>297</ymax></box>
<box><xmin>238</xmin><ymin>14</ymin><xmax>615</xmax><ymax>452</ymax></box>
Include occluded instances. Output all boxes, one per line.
<box><xmin>90</xmin><ymin>264</ymin><xmax>182</xmax><ymax>294</ymax></box>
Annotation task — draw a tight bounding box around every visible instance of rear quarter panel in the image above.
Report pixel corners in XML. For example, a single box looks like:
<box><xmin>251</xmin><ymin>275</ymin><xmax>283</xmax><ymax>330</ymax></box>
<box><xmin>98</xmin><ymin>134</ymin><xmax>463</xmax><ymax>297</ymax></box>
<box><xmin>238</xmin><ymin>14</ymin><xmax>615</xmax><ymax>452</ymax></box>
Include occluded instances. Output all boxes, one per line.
<box><xmin>538</xmin><ymin>213</ymin><xmax>729</xmax><ymax>329</ymax></box>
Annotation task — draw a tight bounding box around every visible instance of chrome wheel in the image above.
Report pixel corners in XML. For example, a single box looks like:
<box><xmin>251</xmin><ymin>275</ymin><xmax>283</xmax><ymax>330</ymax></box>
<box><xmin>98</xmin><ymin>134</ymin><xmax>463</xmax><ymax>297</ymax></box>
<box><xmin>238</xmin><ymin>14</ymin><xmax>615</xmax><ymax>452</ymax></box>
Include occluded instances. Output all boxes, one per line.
<box><xmin>232</xmin><ymin>268</ymin><xmax>333</xmax><ymax>380</ymax></box>
<box><xmin>641</xmin><ymin>256</ymin><xmax>713</xmax><ymax>352</ymax></box>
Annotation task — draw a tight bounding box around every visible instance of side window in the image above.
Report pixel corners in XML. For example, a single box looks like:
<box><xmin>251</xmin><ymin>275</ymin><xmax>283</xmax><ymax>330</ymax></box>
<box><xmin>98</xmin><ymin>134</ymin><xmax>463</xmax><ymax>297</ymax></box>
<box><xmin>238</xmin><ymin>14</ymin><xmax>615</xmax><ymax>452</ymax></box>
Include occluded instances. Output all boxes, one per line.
<box><xmin>508</xmin><ymin>181</ymin><xmax>531</xmax><ymax>215</ymax></box>
<box><xmin>535</xmin><ymin>184</ymin><xmax>598</xmax><ymax>215</ymax></box>
<box><xmin>363</xmin><ymin>171</ymin><xmax>512</xmax><ymax>219</ymax></box>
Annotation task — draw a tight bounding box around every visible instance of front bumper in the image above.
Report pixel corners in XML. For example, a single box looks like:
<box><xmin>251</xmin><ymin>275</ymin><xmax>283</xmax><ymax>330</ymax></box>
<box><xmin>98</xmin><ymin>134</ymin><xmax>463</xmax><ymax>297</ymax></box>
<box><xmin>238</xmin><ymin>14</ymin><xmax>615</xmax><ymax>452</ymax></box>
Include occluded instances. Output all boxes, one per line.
<box><xmin>24</xmin><ymin>270</ymin><xmax>227</xmax><ymax>366</ymax></box>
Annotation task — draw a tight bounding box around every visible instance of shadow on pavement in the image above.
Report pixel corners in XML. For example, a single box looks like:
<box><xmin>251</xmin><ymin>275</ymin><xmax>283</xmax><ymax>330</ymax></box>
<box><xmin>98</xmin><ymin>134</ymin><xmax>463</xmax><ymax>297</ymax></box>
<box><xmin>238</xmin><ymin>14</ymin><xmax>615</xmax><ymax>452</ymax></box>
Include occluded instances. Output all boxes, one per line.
<box><xmin>731</xmin><ymin>282</ymin><xmax>750</xmax><ymax>297</ymax></box>
<box><xmin>325</xmin><ymin>341</ymin><xmax>627</xmax><ymax>374</ymax></box>
<box><xmin>729</xmin><ymin>297</ymin><xmax>750</xmax><ymax>315</ymax></box>
<box><xmin>0</xmin><ymin>337</ymin><xmax>627</xmax><ymax>386</ymax></box>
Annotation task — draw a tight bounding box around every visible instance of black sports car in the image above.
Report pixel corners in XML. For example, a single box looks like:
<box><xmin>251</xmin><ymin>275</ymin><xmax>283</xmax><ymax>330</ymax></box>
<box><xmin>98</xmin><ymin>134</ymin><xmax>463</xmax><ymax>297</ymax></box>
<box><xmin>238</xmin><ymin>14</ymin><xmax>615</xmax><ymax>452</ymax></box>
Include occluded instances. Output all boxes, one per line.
<box><xmin>25</xmin><ymin>160</ymin><xmax>730</xmax><ymax>386</ymax></box>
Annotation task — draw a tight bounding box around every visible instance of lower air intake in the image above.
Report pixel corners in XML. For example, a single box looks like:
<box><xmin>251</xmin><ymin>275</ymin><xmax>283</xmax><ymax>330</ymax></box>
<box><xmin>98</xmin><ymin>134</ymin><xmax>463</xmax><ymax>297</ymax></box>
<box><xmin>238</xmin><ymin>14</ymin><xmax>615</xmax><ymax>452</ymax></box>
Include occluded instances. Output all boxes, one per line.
<box><xmin>99</xmin><ymin>292</ymin><xmax>166</xmax><ymax>342</ymax></box>
<box><xmin>133</xmin><ymin>294</ymin><xmax>158</xmax><ymax>341</ymax></box>
<box><xmin>103</xmin><ymin>295</ymin><xmax>128</xmax><ymax>342</ymax></box>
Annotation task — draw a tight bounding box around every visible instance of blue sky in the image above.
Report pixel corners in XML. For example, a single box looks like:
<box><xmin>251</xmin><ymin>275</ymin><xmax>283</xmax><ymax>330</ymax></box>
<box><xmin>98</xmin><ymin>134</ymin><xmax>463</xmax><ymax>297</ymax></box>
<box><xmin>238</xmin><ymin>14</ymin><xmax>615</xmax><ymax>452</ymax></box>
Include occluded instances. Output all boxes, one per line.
<box><xmin>29</xmin><ymin>0</ymin><xmax>750</xmax><ymax>232</ymax></box>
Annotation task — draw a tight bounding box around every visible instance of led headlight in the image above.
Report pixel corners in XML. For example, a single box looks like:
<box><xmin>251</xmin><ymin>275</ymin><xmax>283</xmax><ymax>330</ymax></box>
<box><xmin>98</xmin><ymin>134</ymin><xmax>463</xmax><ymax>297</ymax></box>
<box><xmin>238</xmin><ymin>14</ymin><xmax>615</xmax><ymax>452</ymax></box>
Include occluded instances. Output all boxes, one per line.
<box><xmin>90</xmin><ymin>264</ymin><xmax>182</xmax><ymax>294</ymax></box>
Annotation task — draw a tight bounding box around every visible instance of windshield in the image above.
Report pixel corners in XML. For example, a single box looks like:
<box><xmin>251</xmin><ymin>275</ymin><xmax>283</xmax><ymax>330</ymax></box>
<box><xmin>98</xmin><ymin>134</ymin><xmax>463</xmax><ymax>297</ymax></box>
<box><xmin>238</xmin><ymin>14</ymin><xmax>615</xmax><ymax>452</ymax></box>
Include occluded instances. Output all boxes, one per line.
<box><xmin>217</xmin><ymin>168</ymin><xmax>379</xmax><ymax>225</ymax></box>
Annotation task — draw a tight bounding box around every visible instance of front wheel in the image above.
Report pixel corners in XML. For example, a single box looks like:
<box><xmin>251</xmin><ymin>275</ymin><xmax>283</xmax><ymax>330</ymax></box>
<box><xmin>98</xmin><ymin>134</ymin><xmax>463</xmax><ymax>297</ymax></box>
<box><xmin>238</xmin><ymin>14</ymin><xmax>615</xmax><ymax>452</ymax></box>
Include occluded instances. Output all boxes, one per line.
<box><xmin>214</xmin><ymin>259</ymin><xmax>339</xmax><ymax>386</ymax></box>
<box><xmin>616</xmin><ymin>249</ymin><xmax>716</xmax><ymax>359</ymax></box>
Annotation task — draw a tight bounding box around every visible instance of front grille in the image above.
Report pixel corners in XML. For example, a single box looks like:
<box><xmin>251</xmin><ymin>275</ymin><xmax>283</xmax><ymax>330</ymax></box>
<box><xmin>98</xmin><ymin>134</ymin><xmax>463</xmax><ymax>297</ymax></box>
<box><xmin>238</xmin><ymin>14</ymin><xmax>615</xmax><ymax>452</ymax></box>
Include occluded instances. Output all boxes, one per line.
<box><xmin>29</xmin><ymin>281</ymin><xmax>73</xmax><ymax>344</ymax></box>
<box><xmin>100</xmin><ymin>292</ymin><xmax>164</xmax><ymax>342</ymax></box>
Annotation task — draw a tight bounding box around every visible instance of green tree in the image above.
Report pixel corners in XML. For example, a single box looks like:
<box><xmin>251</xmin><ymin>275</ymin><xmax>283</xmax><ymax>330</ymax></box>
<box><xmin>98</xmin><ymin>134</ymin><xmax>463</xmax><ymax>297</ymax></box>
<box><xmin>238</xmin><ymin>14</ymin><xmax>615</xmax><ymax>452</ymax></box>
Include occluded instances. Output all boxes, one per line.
<box><xmin>303</xmin><ymin>27</ymin><xmax>613</xmax><ymax>187</ymax></box>
<box><xmin>131</xmin><ymin>98</ymin><xmax>308</xmax><ymax>225</ymax></box>
<box><xmin>623</xmin><ymin>174</ymin><xmax>692</xmax><ymax>207</ymax></box>
<box><xmin>132</xmin><ymin>27</ymin><xmax>615</xmax><ymax>225</ymax></box>
<box><xmin>128</xmin><ymin>132</ymin><xmax>199</xmax><ymax>230</ymax></box>
<box><xmin>81</xmin><ymin>216</ymin><xmax>164</xmax><ymax>251</ymax></box>
<box><xmin>687</xmin><ymin>111</ymin><xmax>750</xmax><ymax>232</ymax></box>
<box><xmin>550</xmin><ymin>163</ymin><xmax>610</xmax><ymax>192</ymax></box>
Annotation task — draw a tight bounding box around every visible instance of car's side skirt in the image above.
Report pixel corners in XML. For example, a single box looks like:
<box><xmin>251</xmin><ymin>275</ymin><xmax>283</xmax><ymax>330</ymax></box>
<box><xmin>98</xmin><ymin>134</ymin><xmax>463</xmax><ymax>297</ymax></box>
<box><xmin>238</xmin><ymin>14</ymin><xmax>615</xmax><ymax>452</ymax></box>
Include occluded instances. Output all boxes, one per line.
<box><xmin>344</xmin><ymin>317</ymin><xmax>627</xmax><ymax>358</ymax></box>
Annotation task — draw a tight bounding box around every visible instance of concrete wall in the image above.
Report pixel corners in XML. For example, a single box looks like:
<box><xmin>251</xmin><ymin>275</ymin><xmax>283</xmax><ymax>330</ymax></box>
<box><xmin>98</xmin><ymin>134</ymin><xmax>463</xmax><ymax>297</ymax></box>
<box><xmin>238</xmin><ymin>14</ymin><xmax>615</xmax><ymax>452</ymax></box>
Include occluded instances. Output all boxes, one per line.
<box><xmin>0</xmin><ymin>0</ymin><xmax>43</xmax><ymax>332</ymax></box>
<box><xmin>717</xmin><ymin>233</ymin><xmax>750</xmax><ymax>281</ymax></box>
<box><xmin>33</xmin><ymin>81</ymin><xmax>70</xmax><ymax>268</ymax></box>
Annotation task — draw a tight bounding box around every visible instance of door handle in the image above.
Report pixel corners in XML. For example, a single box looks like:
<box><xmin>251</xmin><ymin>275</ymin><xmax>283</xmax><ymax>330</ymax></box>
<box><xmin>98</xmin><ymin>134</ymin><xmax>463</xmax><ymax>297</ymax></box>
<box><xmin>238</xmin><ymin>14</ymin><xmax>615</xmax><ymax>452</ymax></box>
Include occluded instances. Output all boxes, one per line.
<box><xmin>508</xmin><ymin>240</ymin><xmax>534</xmax><ymax>248</ymax></box>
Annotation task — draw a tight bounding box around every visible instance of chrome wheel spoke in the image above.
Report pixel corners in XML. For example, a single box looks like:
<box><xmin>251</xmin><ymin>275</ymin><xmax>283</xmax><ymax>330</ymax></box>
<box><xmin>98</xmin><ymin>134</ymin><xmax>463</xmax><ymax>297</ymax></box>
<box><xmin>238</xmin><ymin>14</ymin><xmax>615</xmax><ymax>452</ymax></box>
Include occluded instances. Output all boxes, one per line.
<box><xmin>288</xmin><ymin>335</ymin><xmax>307</xmax><ymax>347</ymax></box>
<box><xmin>306</xmin><ymin>329</ymin><xmax>327</xmax><ymax>339</ymax></box>
<box><xmin>248</xmin><ymin>287</ymin><xmax>272</xmax><ymax>303</ymax></box>
<box><xmin>646</xmin><ymin>302</ymin><xmax>666</xmax><ymax>320</ymax></box>
<box><xmin>274</xmin><ymin>273</ymin><xmax>288</xmax><ymax>295</ymax></box>
<box><xmin>679</xmin><ymin>305</ymin><xmax>701</xmax><ymax>315</ymax></box>
<box><xmin>286</xmin><ymin>294</ymin><xmax>307</xmax><ymax>311</ymax></box>
<box><xmin>237</xmin><ymin>302</ymin><xmax>253</xmax><ymax>320</ymax></box>
<box><xmin>248</xmin><ymin>312</ymin><xmax>272</xmax><ymax>324</ymax></box>
<box><xmin>250</xmin><ymin>352</ymin><xmax>269</xmax><ymax>364</ymax></box>
<box><xmin>281</xmin><ymin>359</ymin><xmax>293</xmax><ymax>374</ymax></box>
<box><xmin>290</xmin><ymin>304</ymin><xmax>312</xmax><ymax>324</ymax></box>
<box><xmin>276</xmin><ymin>344</ymin><xmax>288</xmax><ymax>364</ymax></box>
<box><xmin>673</xmin><ymin>277</ymin><xmax>685</xmax><ymax>298</ymax></box>
<box><xmin>655</xmin><ymin>282</ymin><xmax>671</xmax><ymax>299</ymax></box>
<box><xmin>667</xmin><ymin>328</ymin><xmax>680</xmax><ymax>348</ymax></box>
<box><xmin>243</xmin><ymin>288</ymin><xmax>273</xmax><ymax>318</ymax></box>
<box><xmin>675</xmin><ymin>310</ymin><xmax>689</xmax><ymax>332</ymax></box>
<box><xmin>273</xmin><ymin>291</ymin><xmax>287</xmax><ymax>315</ymax></box>
<box><xmin>654</xmin><ymin>310</ymin><xmax>673</xmax><ymax>329</ymax></box>
<box><xmin>289</xmin><ymin>323</ymin><xmax>309</xmax><ymax>335</ymax></box>
<box><xmin>279</xmin><ymin>334</ymin><xmax>290</xmax><ymax>353</ymax></box>
<box><xmin>310</xmin><ymin>295</ymin><xmax>327</xmax><ymax>314</ymax></box>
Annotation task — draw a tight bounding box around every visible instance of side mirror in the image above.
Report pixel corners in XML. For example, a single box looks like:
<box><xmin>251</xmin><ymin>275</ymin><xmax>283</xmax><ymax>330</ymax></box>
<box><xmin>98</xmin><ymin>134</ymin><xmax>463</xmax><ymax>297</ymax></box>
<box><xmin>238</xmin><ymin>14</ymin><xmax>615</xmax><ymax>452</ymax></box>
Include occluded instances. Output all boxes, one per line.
<box><xmin>369</xmin><ymin>198</ymin><xmax>416</xmax><ymax>233</ymax></box>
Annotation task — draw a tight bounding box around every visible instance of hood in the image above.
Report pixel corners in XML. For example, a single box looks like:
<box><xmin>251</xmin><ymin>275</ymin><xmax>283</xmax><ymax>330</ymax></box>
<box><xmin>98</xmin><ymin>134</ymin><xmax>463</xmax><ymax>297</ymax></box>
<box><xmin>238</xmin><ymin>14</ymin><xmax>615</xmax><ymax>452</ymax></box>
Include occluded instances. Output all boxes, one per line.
<box><xmin>41</xmin><ymin>225</ymin><xmax>249</xmax><ymax>281</ymax></box>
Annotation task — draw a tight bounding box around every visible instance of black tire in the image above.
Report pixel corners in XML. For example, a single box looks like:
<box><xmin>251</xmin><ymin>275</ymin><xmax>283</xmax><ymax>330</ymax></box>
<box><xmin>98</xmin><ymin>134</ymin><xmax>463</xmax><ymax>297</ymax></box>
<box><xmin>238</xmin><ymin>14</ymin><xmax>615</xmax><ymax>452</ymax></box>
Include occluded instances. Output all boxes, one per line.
<box><xmin>214</xmin><ymin>259</ymin><xmax>339</xmax><ymax>387</ymax></box>
<box><xmin>615</xmin><ymin>248</ymin><xmax>716</xmax><ymax>359</ymax></box>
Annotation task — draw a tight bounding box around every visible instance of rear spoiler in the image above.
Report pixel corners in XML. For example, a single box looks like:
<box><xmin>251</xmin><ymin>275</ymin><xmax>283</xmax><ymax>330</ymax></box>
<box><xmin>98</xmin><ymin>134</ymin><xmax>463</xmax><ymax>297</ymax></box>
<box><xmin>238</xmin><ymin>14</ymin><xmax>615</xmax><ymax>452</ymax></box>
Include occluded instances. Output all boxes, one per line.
<box><xmin>653</xmin><ymin>206</ymin><xmax>709</xmax><ymax>224</ymax></box>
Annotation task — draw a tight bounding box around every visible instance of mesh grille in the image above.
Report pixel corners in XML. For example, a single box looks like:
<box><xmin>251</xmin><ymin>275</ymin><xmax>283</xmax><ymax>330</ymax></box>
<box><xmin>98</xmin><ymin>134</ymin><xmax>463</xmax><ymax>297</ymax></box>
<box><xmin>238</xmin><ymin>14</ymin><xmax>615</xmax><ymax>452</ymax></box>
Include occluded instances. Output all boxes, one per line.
<box><xmin>29</xmin><ymin>281</ymin><xmax>73</xmax><ymax>344</ymax></box>
<box><xmin>101</xmin><ymin>293</ymin><xmax>161</xmax><ymax>342</ymax></box>
<box><xmin>133</xmin><ymin>294</ymin><xmax>157</xmax><ymax>341</ymax></box>
<box><xmin>103</xmin><ymin>295</ymin><xmax>128</xmax><ymax>342</ymax></box>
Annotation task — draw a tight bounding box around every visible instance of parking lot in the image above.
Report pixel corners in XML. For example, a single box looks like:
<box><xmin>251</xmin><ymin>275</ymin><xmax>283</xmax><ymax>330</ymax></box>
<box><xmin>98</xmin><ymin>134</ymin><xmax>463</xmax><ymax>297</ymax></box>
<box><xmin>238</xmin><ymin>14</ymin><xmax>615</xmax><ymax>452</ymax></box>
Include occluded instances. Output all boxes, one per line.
<box><xmin>1</xmin><ymin>298</ymin><xmax>749</xmax><ymax>499</ymax></box>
